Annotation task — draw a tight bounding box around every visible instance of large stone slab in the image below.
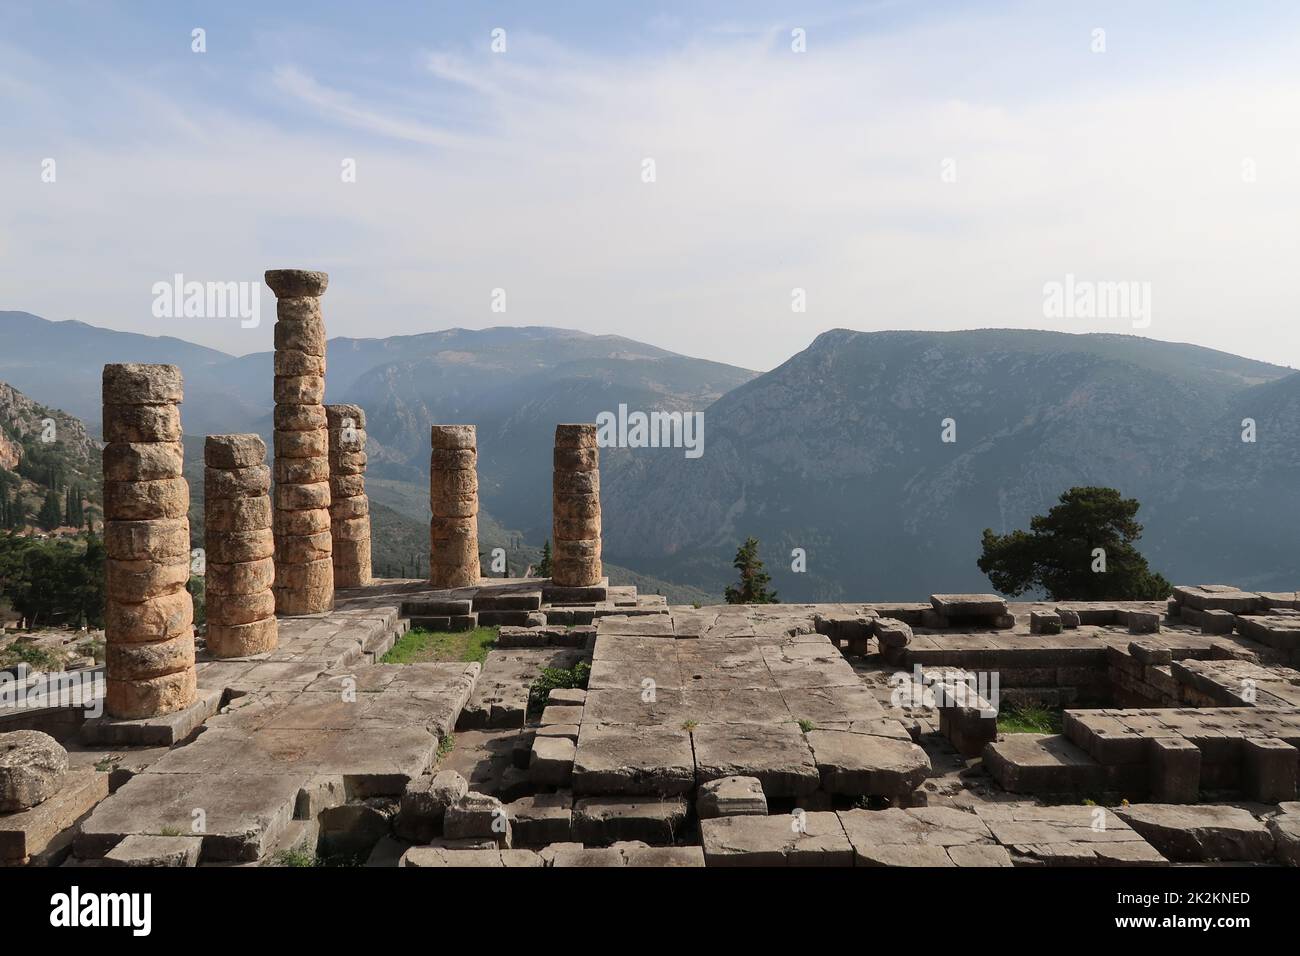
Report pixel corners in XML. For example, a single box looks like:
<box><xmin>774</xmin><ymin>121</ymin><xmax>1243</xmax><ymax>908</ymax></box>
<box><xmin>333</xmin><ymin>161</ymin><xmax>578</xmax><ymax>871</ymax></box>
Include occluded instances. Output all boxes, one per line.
<box><xmin>572</xmin><ymin>723</ymin><xmax>694</xmax><ymax>796</ymax></box>
<box><xmin>0</xmin><ymin>729</ymin><xmax>67</xmax><ymax>811</ymax></box>
<box><xmin>0</xmin><ymin>769</ymin><xmax>109</xmax><ymax>865</ymax></box>
<box><xmin>700</xmin><ymin>811</ymin><xmax>852</xmax><ymax>866</ymax></box>
<box><xmin>691</xmin><ymin>722</ymin><xmax>820</xmax><ymax>797</ymax></box>
<box><xmin>838</xmin><ymin>807</ymin><xmax>1011</xmax><ymax>867</ymax></box>
<box><xmin>75</xmin><ymin>771</ymin><xmax>303</xmax><ymax>862</ymax></box>
<box><xmin>572</xmin><ymin>796</ymin><xmax>688</xmax><ymax>845</ymax></box>
<box><xmin>1115</xmin><ymin>804</ymin><xmax>1274</xmax><ymax>863</ymax></box>
<box><xmin>805</xmin><ymin>729</ymin><xmax>930</xmax><ymax>798</ymax></box>
<box><xmin>975</xmin><ymin>804</ymin><xmax>1167</xmax><ymax>866</ymax></box>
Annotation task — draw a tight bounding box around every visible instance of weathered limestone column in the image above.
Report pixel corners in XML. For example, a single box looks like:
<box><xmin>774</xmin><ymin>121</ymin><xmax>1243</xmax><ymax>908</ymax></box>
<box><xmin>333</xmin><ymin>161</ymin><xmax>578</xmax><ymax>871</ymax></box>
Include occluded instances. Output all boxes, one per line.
<box><xmin>204</xmin><ymin>435</ymin><xmax>277</xmax><ymax>657</ymax></box>
<box><xmin>326</xmin><ymin>404</ymin><xmax>372</xmax><ymax>588</ymax></box>
<box><xmin>101</xmin><ymin>364</ymin><xmax>196</xmax><ymax>718</ymax></box>
<box><xmin>429</xmin><ymin>425</ymin><xmax>480</xmax><ymax>588</ymax></box>
<box><xmin>268</xmin><ymin>269</ymin><xmax>334</xmax><ymax>615</ymax></box>
<box><xmin>552</xmin><ymin>423</ymin><xmax>602</xmax><ymax>586</ymax></box>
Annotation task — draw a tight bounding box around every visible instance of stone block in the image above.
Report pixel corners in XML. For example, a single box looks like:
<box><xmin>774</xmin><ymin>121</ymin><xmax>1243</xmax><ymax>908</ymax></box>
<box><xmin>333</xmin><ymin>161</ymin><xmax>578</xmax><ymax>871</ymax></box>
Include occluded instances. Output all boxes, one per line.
<box><xmin>697</xmin><ymin>775</ymin><xmax>768</xmax><ymax>819</ymax></box>
<box><xmin>572</xmin><ymin>796</ymin><xmax>688</xmax><ymax>845</ymax></box>
<box><xmin>443</xmin><ymin>792</ymin><xmax>511</xmax><ymax>848</ymax></box>
<box><xmin>1148</xmin><ymin>736</ymin><xmax>1201</xmax><ymax>804</ymax></box>
<box><xmin>1243</xmin><ymin>737</ymin><xmax>1298</xmax><ymax>803</ymax></box>
<box><xmin>530</xmin><ymin>736</ymin><xmax>576</xmax><ymax>788</ymax></box>
<box><xmin>700</xmin><ymin>812</ymin><xmax>852</xmax><ymax>866</ymax></box>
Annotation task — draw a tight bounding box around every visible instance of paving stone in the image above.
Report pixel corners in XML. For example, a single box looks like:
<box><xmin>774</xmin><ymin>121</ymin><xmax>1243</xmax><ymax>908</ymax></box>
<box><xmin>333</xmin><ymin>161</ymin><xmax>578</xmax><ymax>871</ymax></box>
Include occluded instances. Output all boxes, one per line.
<box><xmin>697</xmin><ymin>775</ymin><xmax>768</xmax><ymax>819</ymax></box>
<box><xmin>572</xmin><ymin>723</ymin><xmax>695</xmax><ymax>795</ymax></box>
<box><xmin>930</xmin><ymin>594</ymin><xmax>1007</xmax><ymax>616</ymax></box>
<box><xmin>547</xmin><ymin>688</ymin><xmax>587</xmax><ymax>707</ymax></box>
<box><xmin>1115</xmin><ymin>804</ymin><xmax>1275</xmax><ymax>863</ymax></box>
<box><xmin>617</xmin><ymin>843</ymin><xmax>705</xmax><ymax>867</ymax></box>
<box><xmin>75</xmin><ymin>771</ymin><xmax>302</xmax><ymax>862</ymax></box>
<box><xmin>692</xmin><ymin>722</ymin><xmax>820</xmax><ymax>797</ymax></box>
<box><xmin>98</xmin><ymin>833</ymin><xmax>202</xmax><ymax>867</ymax></box>
<box><xmin>700</xmin><ymin>811</ymin><xmax>853</xmax><ymax>866</ymax></box>
<box><xmin>805</xmin><ymin>729</ymin><xmax>930</xmax><ymax>798</ymax></box>
<box><xmin>572</xmin><ymin>795</ymin><xmax>688</xmax><ymax>845</ymax></box>
<box><xmin>983</xmin><ymin>734</ymin><xmax>1105</xmax><ymax>794</ymax></box>
<box><xmin>975</xmin><ymin>804</ymin><xmax>1167</xmax><ymax>866</ymax></box>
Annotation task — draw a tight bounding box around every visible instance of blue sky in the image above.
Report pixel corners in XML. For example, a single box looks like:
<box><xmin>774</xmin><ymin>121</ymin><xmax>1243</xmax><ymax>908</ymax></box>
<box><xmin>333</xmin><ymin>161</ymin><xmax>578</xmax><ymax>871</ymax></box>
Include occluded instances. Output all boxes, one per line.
<box><xmin>2</xmin><ymin>1</ymin><xmax>1298</xmax><ymax>370</ymax></box>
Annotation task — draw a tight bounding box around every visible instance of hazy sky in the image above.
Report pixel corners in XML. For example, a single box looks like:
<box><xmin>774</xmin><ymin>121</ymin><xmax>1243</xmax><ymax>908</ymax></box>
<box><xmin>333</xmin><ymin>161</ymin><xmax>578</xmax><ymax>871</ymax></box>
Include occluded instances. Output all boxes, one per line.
<box><xmin>2</xmin><ymin>0</ymin><xmax>1298</xmax><ymax>371</ymax></box>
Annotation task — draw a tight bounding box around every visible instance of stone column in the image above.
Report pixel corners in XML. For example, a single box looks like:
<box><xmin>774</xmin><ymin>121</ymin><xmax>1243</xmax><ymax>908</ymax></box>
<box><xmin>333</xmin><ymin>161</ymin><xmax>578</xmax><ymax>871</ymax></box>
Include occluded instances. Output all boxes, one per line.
<box><xmin>204</xmin><ymin>435</ymin><xmax>278</xmax><ymax>657</ymax></box>
<box><xmin>429</xmin><ymin>425</ymin><xmax>480</xmax><ymax>588</ymax></box>
<box><xmin>326</xmin><ymin>404</ymin><xmax>372</xmax><ymax>588</ymax></box>
<box><xmin>552</xmin><ymin>423</ymin><xmax>602</xmax><ymax>586</ymax></box>
<box><xmin>101</xmin><ymin>364</ymin><xmax>196</xmax><ymax>719</ymax></box>
<box><xmin>267</xmin><ymin>269</ymin><xmax>334</xmax><ymax>615</ymax></box>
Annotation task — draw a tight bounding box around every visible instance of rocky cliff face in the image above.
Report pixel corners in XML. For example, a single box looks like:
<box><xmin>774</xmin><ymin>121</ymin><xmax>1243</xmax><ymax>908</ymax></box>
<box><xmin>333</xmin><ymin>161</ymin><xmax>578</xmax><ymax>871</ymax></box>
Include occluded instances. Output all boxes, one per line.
<box><xmin>0</xmin><ymin>381</ymin><xmax>99</xmax><ymax>479</ymax></box>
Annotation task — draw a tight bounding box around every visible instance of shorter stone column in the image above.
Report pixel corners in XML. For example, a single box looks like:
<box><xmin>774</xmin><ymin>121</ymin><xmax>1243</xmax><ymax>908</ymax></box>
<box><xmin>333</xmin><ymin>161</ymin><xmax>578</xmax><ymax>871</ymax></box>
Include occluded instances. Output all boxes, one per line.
<box><xmin>204</xmin><ymin>435</ymin><xmax>278</xmax><ymax>657</ymax></box>
<box><xmin>429</xmin><ymin>425</ymin><xmax>480</xmax><ymax>588</ymax></box>
<box><xmin>326</xmin><ymin>404</ymin><xmax>372</xmax><ymax>588</ymax></box>
<box><xmin>552</xmin><ymin>424</ymin><xmax>602</xmax><ymax>587</ymax></box>
<box><xmin>102</xmin><ymin>364</ymin><xmax>196</xmax><ymax>719</ymax></box>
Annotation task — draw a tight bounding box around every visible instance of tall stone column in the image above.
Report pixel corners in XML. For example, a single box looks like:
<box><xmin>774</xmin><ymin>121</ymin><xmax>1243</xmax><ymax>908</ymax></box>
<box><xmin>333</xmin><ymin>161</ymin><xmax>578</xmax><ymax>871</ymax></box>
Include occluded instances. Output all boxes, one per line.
<box><xmin>429</xmin><ymin>425</ymin><xmax>480</xmax><ymax>588</ymax></box>
<box><xmin>267</xmin><ymin>269</ymin><xmax>334</xmax><ymax>615</ymax></box>
<box><xmin>101</xmin><ymin>364</ymin><xmax>196</xmax><ymax>719</ymax></box>
<box><xmin>204</xmin><ymin>435</ymin><xmax>278</xmax><ymax>657</ymax></box>
<box><xmin>326</xmin><ymin>404</ymin><xmax>372</xmax><ymax>588</ymax></box>
<box><xmin>552</xmin><ymin>424</ymin><xmax>602</xmax><ymax>586</ymax></box>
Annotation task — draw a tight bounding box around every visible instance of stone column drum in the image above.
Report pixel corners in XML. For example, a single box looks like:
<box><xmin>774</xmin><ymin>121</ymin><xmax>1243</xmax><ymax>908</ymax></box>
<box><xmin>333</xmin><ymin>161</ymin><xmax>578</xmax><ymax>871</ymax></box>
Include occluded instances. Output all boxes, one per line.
<box><xmin>552</xmin><ymin>423</ymin><xmax>602</xmax><ymax>587</ymax></box>
<box><xmin>268</xmin><ymin>268</ymin><xmax>334</xmax><ymax>615</ymax></box>
<box><xmin>204</xmin><ymin>435</ymin><xmax>278</xmax><ymax>657</ymax></box>
<box><xmin>101</xmin><ymin>364</ymin><xmax>196</xmax><ymax>719</ymax></box>
<box><xmin>429</xmin><ymin>425</ymin><xmax>480</xmax><ymax>588</ymax></box>
<box><xmin>326</xmin><ymin>404</ymin><xmax>372</xmax><ymax>588</ymax></box>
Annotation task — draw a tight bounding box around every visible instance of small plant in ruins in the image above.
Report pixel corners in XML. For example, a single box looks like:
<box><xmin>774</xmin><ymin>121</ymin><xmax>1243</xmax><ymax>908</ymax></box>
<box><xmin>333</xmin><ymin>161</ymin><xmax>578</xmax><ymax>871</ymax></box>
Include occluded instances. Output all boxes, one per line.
<box><xmin>682</xmin><ymin>719</ymin><xmax>698</xmax><ymax>732</ymax></box>
<box><xmin>977</xmin><ymin>486</ymin><xmax>1171</xmax><ymax>601</ymax></box>
<box><xmin>528</xmin><ymin>661</ymin><xmax>591</xmax><ymax>716</ymax></box>
<box><xmin>724</xmin><ymin>536</ymin><xmax>779</xmax><ymax>605</ymax></box>
<box><xmin>797</xmin><ymin>719</ymin><xmax>815</xmax><ymax>733</ymax></box>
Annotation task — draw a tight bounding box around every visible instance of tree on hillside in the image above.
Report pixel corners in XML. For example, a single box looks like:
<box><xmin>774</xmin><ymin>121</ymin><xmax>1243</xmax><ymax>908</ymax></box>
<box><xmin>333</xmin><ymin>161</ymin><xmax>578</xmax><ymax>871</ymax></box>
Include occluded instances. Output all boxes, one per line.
<box><xmin>536</xmin><ymin>540</ymin><xmax>553</xmax><ymax>578</ymax></box>
<box><xmin>725</xmin><ymin>537</ymin><xmax>779</xmax><ymax>604</ymax></box>
<box><xmin>977</xmin><ymin>486</ymin><xmax>1172</xmax><ymax>601</ymax></box>
<box><xmin>36</xmin><ymin>489</ymin><xmax>62</xmax><ymax>531</ymax></box>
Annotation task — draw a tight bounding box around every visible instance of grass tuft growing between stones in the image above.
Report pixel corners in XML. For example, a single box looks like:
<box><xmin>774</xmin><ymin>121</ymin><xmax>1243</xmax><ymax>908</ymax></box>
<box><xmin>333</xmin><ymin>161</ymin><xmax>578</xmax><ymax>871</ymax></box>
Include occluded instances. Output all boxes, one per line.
<box><xmin>996</xmin><ymin>701</ymin><xmax>1064</xmax><ymax>734</ymax></box>
<box><xmin>380</xmin><ymin>626</ymin><xmax>497</xmax><ymax>665</ymax></box>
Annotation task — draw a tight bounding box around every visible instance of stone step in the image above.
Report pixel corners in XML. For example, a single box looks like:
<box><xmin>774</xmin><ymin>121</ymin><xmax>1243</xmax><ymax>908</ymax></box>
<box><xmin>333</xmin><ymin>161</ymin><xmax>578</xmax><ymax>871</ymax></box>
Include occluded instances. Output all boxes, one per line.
<box><xmin>982</xmin><ymin>733</ymin><xmax>1108</xmax><ymax>794</ymax></box>
<box><xmin>401</xmin><ymin>598</ymin><xmax>473</xmax><ymax>617</ymax></box>
<box><xmin>473</xmin><ymin>593</ymin><xmax>542</xmax><ymax>612</ymax></box>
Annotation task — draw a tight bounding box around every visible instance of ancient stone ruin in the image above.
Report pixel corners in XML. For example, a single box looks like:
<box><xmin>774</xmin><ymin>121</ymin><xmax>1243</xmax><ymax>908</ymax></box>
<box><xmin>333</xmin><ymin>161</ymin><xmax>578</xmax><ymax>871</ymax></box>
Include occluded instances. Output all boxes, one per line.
<box><xmin>6</xmin><ymin>275</ymin><xmax>1300</xmax><ymax>878</ymax></box>
<box><xmin>551</xmin><ymin>423</ymin><xmax>602</xmax><ymax>587</ymax></box>
<box><xmin>101</xmin><ymin>364</ymin><xmax>197</xmax><ymax>719</ymax></box>
<box><xmin>326</xmin><ymin>404</ymin><xmax>372</xmax><ymax>588</ymax></box>
<box><xmin>269</xmin><ymin>269</ymin><xmax>334</xmax><ymax>615</ymax></box>
<box><xmin>428</xmin><ymin>425</ymin><xmax>480</xmax><ymax>589</ymax></box>
<box><xmin>203</xmin><ymin>435</ymin><xmax>277</xmax><ymax>657</ymax></box>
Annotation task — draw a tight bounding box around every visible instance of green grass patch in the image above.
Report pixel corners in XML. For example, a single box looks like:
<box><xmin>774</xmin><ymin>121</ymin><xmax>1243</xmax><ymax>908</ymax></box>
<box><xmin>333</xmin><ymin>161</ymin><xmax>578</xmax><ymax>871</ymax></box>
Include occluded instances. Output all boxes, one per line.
<box><xmin>528</xmin><ymin>661</ymin><xmax>591</xmax><ymax>717</ymax></box>
<box><xmin>380</xmin><ymin>626</ymin><xmax>497</xmax><ymax>665</ymax></box>
<box><xmin>996</xmin><ymin>701</ymin><xmax>1064</xmax><ymax>735</ymax></box>
<box><xmin>0</xmin><ymin>640</ymin><xmax>65</xmax><ymax>673</ymax></box>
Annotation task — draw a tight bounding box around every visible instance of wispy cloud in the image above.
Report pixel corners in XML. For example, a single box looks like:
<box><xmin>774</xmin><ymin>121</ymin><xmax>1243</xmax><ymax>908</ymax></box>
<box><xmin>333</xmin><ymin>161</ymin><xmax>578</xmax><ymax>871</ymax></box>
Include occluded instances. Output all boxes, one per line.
<box><xmin>3</xmin><ymin>4</ymin><xmax>1299</xmax><ymax>373</ymax></box>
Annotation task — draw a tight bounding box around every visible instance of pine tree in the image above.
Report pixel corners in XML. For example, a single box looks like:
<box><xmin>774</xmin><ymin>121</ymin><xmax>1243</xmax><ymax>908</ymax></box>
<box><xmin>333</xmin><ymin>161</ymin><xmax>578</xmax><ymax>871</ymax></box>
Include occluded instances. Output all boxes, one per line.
<box><xmin>537</xmin><ymin>540</ymin><xmax>553</xmax><ymax>578</ymax></box>
<box><xmin>724</xmin><ymin>537</ymin><xmax>778</xmax><ymax>604</ymax></box>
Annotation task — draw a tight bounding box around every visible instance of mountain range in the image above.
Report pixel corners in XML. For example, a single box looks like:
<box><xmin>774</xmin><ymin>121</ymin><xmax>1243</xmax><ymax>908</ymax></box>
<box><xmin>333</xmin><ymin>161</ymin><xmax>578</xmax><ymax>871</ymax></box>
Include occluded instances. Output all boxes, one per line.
<box><xmin>3</xmin><ymin>310</ymin><xmax>1297</xmax><ymax>602</ymax></box>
